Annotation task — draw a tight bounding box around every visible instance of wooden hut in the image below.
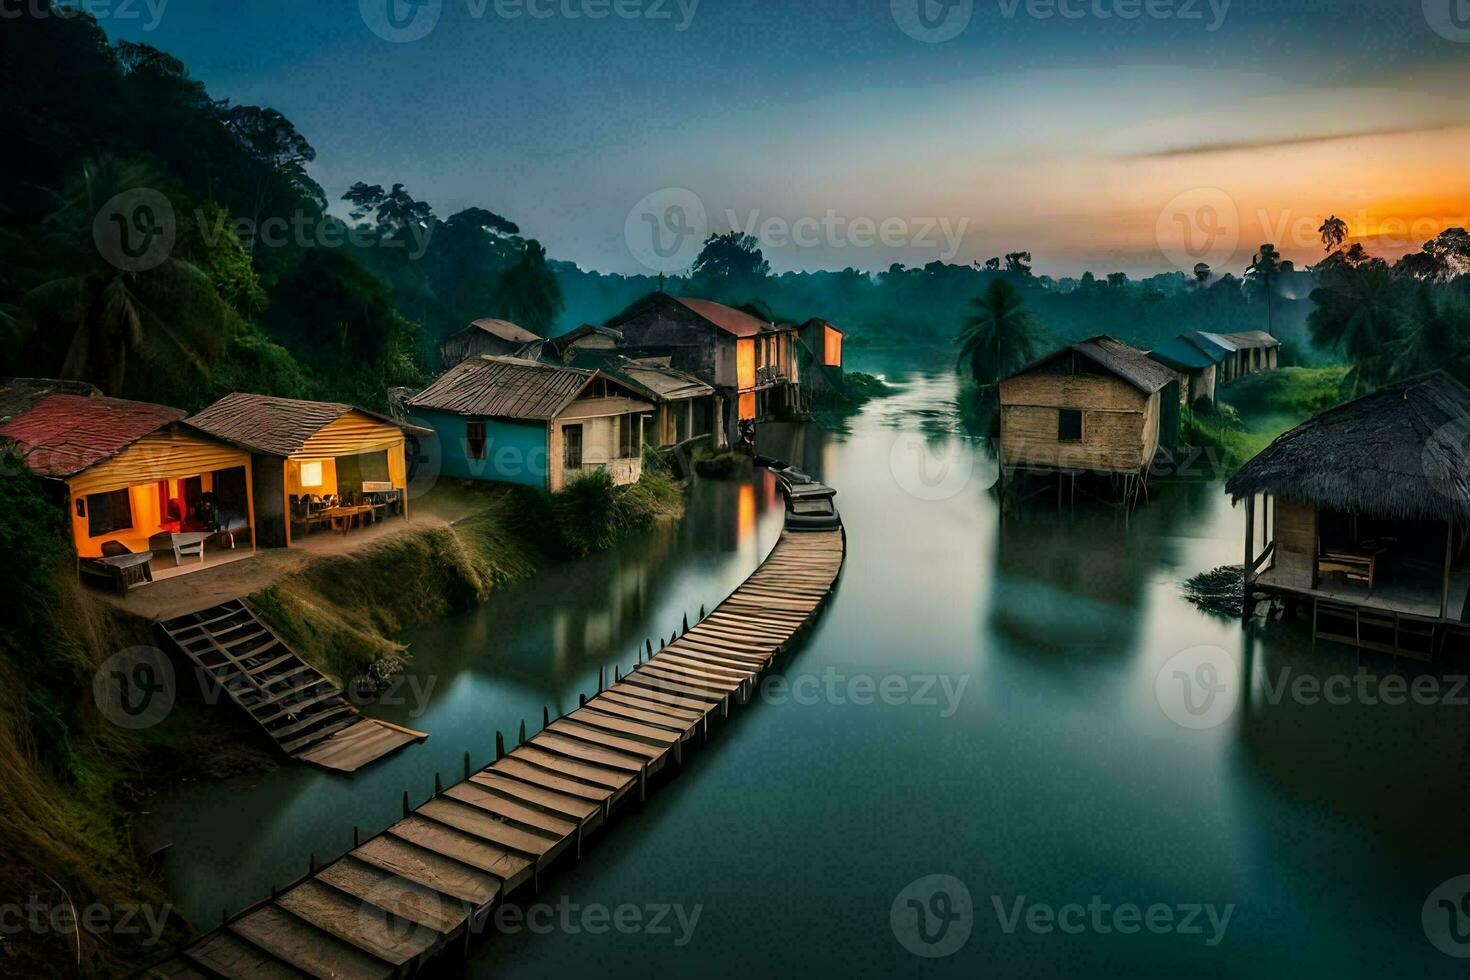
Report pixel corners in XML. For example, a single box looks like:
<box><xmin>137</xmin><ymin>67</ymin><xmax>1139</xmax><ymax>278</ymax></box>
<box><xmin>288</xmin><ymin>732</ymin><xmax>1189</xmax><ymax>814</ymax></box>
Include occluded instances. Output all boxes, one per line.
<box><xmin>439</xmin><ymin>318</ymin><xmax>542</xmax><ymax>368</ymax></box>
<box><xmin>406</xmin><ymin>355</ymin><xmax>654</xmax><ymax>492</ymax></box>
<box><xmin>558</xmin><ymin>349</ymin><xmax>718</xmax><ymax>448</ymax></box>
<box><xmin>1221</xmin><ymin>330</ymin><xmax>1281</xmax><ymax>375</ymax></box>
<box><xmin>188</xmin><ymin>394</ymin><xmax>414</xmax><ymax>547</ymax></box>
<box><xmin>0</xmin><ymin>389</ymin><xmax>255</xmax><ymax>584</ymax></box>
<box><xmin>1147</xmin><ymin>335</ymin><xmax>1218</xmax><ymax>407</ymax></box>
<box><xmin>1227</xmin><ymin>371</ymin><xmax>1470</xmax><ymax>658</ymax></box>
<box><xmin>998</xmin><ymin>336</ymin><xmax>1179</xmax><ymax>495</ymax></box>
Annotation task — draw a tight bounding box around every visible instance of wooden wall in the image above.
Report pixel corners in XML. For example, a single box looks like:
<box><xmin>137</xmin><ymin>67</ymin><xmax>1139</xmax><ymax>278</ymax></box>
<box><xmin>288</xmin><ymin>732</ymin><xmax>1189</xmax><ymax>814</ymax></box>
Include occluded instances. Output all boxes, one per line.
<box><xmin>998</xmin><ymin>372</ymin><xmax>1155</xmax><ymax>473</ymax></box>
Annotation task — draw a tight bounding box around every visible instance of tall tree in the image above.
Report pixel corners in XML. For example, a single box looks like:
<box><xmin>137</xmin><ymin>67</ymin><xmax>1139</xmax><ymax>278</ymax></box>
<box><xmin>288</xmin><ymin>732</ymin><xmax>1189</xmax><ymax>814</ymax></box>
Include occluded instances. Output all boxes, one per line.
<box><xmin>1318</xmin><ymin>215</ymin><xmax>1348</xmax><ymax>252</ymax></box>
<box><xmin>492</xmin><ymin>240</ymin><xmax>564</xmax><ymax>336</ymax></box>
<box><xmin>1246</xmin><ymin>243</ymin><xmax>1283</xmax><ymax>337</ymax></box>
<box><xmin>691</xmin><ymin>232</ymin><xmax>770</xmax><ymax>281</ymax></box>
<box><xmin>956</xmin><ymin>279</ymin><xmax>1042</xmax><ymax>389</ymax></box>
<box><xmin>1307</xmin><ymin>257</ymin><xmax>1403</xmax><ymax>393</ymax></box>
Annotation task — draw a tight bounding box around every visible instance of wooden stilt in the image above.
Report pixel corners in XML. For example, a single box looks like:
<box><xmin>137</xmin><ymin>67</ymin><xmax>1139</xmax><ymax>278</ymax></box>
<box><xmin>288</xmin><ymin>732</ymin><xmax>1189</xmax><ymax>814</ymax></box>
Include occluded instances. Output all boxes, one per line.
<box><xmin>463</xmin><ymin>751</ymin><xmax>471</xmax><ymax>780</ymax></box>
<box><xmin>518</xmin><ymin>720</ymin><xmax>526</xmax><ymax>746</ymax></box>
<box><xmin>402</xmin><ymin>791</ymin><xmax>410</xmax><ymax>818</ymax></box>
<box><xmin>434</xmin><ymin>771</ymin><xmax>442</xmax><ymax>796</ymax></box>
<box><xmin>543</xmin><ymin>706</ymin><xmax>550</xmax><ymax>729</ymax></box>
<box><xmin>495</xmin><ymin>732</ymin><xmax>505</xmax><ymax>760</ymax></box>
<box><xmin>598</xmin><ymin>666</ymin><xmax>605</xmax><ymax>693</ymax></box>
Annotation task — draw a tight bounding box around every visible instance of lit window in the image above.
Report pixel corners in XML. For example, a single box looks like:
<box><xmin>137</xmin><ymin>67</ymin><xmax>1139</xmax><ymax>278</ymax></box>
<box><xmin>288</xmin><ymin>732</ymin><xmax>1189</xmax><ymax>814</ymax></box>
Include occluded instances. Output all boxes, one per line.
<box><xmin>299</xmin><ymin>460</ymin><xmax>324</xmax><ymax>487</ymax></box>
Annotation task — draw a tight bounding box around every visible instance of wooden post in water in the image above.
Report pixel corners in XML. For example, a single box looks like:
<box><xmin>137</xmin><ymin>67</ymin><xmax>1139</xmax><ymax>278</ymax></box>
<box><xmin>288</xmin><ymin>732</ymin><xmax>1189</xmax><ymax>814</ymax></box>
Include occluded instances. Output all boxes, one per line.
<box><xmin>543</xmin><ymin>706</ymin><xmax>550</xmax><ymax>729</ymax></box>
<box><xmin>463</xmin><ymin>751</ymin><xmax>471</xmax><ymax>780</ymax></box>
<box><xmin>646</xmin><ymin>638</ymin><xmax>653</xmax><ymax>658</ymax></box>
<box><xmin>639</xmin><ymin>763</ymin><xmax>647</xmax><ymax>804</ymax></box>
<box><xmin>310</xmin><ymin>853</ymin><xmax>318</xmax><ymax>875</ymax></box>
<box><xmin>699</xmin><ymin>604</ymin><xmax>706</xmax><ymax>621</ymax></box>
<box><xmin>579</xmin><ymin>692</ymin><xmax>587</xmax><ymax>707</ymax></box>
<box><xmin>518</xmin><ymin>721</ymin><xmax>526</xmax><ymax>746</ymax></box>
<box><xmin>434</xmin><ymin>772</ymin><xmax>442</xmax><ymax>796</ymax></box>
<box><xmin>495</xmin><ymin>732</ymin><xmax>505</xmax><ymax>760</ymax></box>
<box><xmin>402</xmin><ymin>792</ymin><xmax>410</xmax><ymax>818</ymax></box>
<box><xmin>682</xmin><ymin>613</ymin><xmax>689</xmax><ymax>634</ymax></box>
<box><xmin>352</xmin><ymin>825</ymin><xmax>360</xmax><ymax>848</ymax></box>
<box><xmin>598</xmin><ymin>666</ymin><xmax>605</xmax><ymax>693</ymax></box>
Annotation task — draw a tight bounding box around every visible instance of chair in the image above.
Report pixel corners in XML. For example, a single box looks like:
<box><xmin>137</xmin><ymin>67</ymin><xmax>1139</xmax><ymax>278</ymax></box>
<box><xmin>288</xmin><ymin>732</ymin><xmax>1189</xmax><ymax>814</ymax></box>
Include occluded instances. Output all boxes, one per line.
<box><xmin>80</xmin><ymin>542</ymin><xmax>154</xmax><ymax>595</ymax></box>
<box><xmin>171</xmin><ymin>532</ymin><xmax>206</xmax><ymax>565</ymax></box>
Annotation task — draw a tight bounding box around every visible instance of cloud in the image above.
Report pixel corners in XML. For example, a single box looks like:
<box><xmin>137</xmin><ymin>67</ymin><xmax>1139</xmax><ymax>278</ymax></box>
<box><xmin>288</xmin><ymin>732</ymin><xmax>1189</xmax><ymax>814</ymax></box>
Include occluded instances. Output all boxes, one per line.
<box><xmin>1123</xmin><ymin>122</ymin><xmax>1470</xmax><ymax>159</ymax></box>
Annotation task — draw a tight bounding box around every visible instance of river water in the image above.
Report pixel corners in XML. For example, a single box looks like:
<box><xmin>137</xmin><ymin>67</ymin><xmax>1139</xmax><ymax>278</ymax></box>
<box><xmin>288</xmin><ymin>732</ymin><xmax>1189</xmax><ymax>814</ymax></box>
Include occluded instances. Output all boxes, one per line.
<box><xmin>152</xmin><ymin>353</ymin><xmax>1470</xmax><ymax>977</ymax></box>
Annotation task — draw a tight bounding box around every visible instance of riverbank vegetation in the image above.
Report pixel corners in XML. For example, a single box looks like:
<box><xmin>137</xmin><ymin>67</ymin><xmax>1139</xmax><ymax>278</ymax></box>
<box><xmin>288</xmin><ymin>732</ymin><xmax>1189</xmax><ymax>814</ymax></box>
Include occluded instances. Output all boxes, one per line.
<box><xmin>1184</xmin><ymin>366</ymin><xmax>1353</xmax><ymax>470</ymax></box>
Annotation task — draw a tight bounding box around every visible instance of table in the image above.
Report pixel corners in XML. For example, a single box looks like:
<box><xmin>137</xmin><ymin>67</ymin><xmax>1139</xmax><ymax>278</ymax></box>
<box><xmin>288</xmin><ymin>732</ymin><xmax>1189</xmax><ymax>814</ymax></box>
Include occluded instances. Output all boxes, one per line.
<box><xmin>319</xmin><ymin>504</ymin><xmax>375</xmax><ymax>534</ymax></box>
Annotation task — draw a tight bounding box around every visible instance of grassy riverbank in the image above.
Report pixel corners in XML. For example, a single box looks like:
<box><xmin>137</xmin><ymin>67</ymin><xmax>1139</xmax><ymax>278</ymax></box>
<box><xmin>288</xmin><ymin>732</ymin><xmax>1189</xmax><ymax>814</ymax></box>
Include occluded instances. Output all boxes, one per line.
<box><xmin>1185</xmin><ymin>365</ymin><xmax>1353</xmax><ymax>470</ymax></box>
<box><xmin>0</xmin><ymin>469</ymin><xmax>683</xmax><ymax>974</ymax></box>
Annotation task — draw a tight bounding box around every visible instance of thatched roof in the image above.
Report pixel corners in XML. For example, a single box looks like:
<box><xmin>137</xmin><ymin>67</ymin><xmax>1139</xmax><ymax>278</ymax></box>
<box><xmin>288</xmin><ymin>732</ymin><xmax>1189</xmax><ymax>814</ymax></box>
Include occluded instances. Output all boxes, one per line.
<box><xmin>406</xmin><ymin>355</ymin><xmax>653</xmax><ymax>421</ymax></box>
<box><xmin>1226</xmin><ymin>371</ymin><xmax>1470</xmax><ymax>521</ymax></box>
<box><xmin>1012</xmin><ymin>335</ymin><xmax>1177</xmax><ymax>394</ymax></box>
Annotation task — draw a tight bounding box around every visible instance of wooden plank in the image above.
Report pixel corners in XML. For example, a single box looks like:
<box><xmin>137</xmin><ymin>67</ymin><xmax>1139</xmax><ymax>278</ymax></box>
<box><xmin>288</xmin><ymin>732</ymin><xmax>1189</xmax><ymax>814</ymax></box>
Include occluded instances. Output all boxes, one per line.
<box><xmin>389</xmin><ymin>816</ymin><xmax>532</xmax><ymax>886</ymax></box>
<box><xmin>183</xmin><ymin>931</ymin><xmax>305</xmax><ymax>980</ymax></box>
<box><xmin>566</xmin><ymin>708</ymin><xmax>684</xmax><ymax>743</ymax></box>
<box><xmin>576</xmin><ymin>699</ymin><xmax>692</xmax><ymax>733</ymax></box>
<box><xmin>274</xmin><ymin>878</ymin><xmax>437</xmax><ymax>966</ymax></box>
<box><xmin>511</xmin><ymin>746</ymin><xmax>634</xmax><ymax>790</ymax></box>
<box><xmin>488</xmin><ymin>757</ymin><xmax>614</xmax><ymax>803</ymax></box>
<box><xmin>417</xmin><ymin>798</ymin><xmax>563</xmax><ymax>858</ymax></box>
<box><xmin>316</xmin><ymin>855</ymin><xmax>470</xmax><ymax>934</ymax></box>
<box><xmin>351</xmin><ymin>836</ymin><xmax>500</xmax><ymax>907</ymax></box>
<box><xmin>604</xmin><ymin>683</ymin><xmax>713</xmax><ymax>714</ymax></box>
<box><xmin>228</xmin><ymin>905</ymin><xmax>393</xmax><ymax>980</ymax></box>
<box><xmin>469</xmin><ymin>770</ymin><xmax>603</xmax><ymax>823</ymax></box>
<box><xmin>630</xmin><ymin>664</ymin><xmax>735</xmax><ymax>696</ymax></box>
<box><xmin>532</xmin><ymin>730</ymin><xmax>654</xmax><ymax>770</ymax></box>
<box><xmin>443</xmin><ymin>781</ymin><xmax>577</xmax><ymax>837</ymax></box>
<box><xmin>597</xmin><ymin>688</ymin><xmax>706</xmax><ymax>720</ymax></box>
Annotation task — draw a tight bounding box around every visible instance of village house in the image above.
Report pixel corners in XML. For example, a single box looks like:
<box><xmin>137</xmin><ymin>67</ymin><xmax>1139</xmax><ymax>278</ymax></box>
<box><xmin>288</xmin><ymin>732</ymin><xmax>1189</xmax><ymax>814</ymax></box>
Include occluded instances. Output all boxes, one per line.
<box><xmin>1147</xmin><ymin>335</ymin><xmax>1218</xmax><ymax>407</ymax></box>
<box><xmin>550</xmin><ymin>347</ymin><xmax>718</xmax><ymax>449</ymax></box>
<box><xmin>604</xmin><ymin>293</ymin><xmax>802</xmax><ymax>434</ymax></box>
<box><xmin>1220</xmin><ymin>330</ymin><xmax>1281</xmax><ymax>375</ymax></box>
<box><xmin>188</xmin><ymin>393</ymin><xmax>417</xmax><ymax>547</ymax></box>
<box><xmin>0</xmin><ymin>383</ymin><xmax>258</xmax><ymax>591</ymax></box>
<box><xmin>1227</xmin><ymin>371</ymin><xmax>1470</xmax><ymax>659</ymax></box>
<box><xmin>438</xmin><ymin>318</ymin><xmax>543</xmax><ymax>368</ymax></box>
<box><xmin>794</xmin><ymin>317</ymin><xmax>845</xmax><ymax>409</ymax></box>
<box><xmin>406</xmin><ymin>355</ymin><xmax>654</xmax><ymax>491</ymax></box>
<box><xmin>997</xmin><ymin>336</ymin><xmax>1179</xmax><ymax>496</ymax></box>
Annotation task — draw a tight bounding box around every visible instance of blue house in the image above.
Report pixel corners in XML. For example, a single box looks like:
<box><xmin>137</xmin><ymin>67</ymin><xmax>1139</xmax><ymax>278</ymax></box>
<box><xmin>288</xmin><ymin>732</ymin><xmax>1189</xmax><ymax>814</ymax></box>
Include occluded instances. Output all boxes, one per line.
<box><xmin>405</xmin><ymin>355</ymin><xmax>654</xmax><ymax>491</ymax></box>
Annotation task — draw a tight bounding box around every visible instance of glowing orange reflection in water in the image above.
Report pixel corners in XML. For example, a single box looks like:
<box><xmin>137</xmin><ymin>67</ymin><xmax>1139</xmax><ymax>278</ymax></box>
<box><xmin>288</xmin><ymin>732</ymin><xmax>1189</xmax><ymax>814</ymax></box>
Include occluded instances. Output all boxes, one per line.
<box><xmin>739</xmin><ymin>482</ymin><xmax>757</xmax><ymax>545</ymax></box>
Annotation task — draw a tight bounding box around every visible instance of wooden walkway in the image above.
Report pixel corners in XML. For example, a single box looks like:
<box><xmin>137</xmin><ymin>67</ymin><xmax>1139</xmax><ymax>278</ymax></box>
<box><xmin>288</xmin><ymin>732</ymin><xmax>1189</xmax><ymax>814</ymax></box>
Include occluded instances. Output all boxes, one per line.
<box><xmin>152</xmin><ymin>519</ymin><xmax>844</xmax><ymax>978</ymax></box>
<box><xmin>158</xmin><ymin>600</ymin><xmax>427</xmax><ymax>773</ymax></box>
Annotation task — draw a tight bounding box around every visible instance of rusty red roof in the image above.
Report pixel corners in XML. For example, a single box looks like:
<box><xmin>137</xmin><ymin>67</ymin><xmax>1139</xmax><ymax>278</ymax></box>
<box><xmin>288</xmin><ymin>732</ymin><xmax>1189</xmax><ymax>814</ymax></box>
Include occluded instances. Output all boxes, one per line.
<box><xmin>0</xmin><ymin>393</ymin><xmax>186</xmax><ymax>479</ymax></box>
<box><xmin>672</xmin><ymin>297</ymin><xmax>767</xmax><ymax>338</ymax></box>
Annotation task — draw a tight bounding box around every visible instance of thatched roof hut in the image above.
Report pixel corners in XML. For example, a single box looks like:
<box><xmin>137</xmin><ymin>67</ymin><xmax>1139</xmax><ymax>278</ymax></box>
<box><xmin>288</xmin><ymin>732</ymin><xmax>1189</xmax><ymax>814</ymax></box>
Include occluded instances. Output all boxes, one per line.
<box><xmin>1228</xmin><ymin>371</ymin><xmax>1470</xmax><ymax>522</ymax></box>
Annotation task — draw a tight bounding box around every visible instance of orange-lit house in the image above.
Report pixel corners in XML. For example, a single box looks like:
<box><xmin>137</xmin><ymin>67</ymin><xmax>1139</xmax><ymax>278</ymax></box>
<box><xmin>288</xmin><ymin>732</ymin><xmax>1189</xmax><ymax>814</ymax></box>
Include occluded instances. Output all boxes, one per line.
<box><xmin>188</xmin><ymin>393</ymin><xmax>415</xmax><ymax>547</ymax></box>
<box><xmin>603</xmin><ymin>292</ymin><xmax>804</xmax><ymax>439</ymax></box>
<box><xmin>797</xmin><ymin>317</ymin><xmax>845</xmax><ymax>407</ymax></box>
<box><xmin>0</xmin><ymin>387</ymin><xmax>256</xmax><ymax>586</ymax></box>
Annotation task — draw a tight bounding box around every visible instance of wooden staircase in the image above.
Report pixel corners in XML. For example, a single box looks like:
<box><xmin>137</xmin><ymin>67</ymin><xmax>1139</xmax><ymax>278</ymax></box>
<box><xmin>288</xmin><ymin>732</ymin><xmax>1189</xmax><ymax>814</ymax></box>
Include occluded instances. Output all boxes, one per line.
<box><xmin>158</xmin><ymin>600</ymin><xmax>426</xmax><ymax>772</ymax></box>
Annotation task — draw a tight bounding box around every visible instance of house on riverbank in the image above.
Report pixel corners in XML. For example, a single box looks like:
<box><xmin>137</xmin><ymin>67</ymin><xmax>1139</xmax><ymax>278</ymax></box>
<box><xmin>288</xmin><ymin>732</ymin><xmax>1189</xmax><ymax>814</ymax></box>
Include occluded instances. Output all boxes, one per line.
<box><xmin>407</xmin><ymin>355</ymin><xmax>654</xmax><ymax>491</ymax></box>
<box><xmin>1147</xmin><ymin>335</ymin><xmax>1219</xmax><ymax>407</ymax></box>
<box><xmin>188</xmin><ymin>394</ymin><xmax>418</xmax><ymax>548</ymax></box>
<box><xmin>998</xmin><ymin>336</ymin><xmax>1179</xmax><ymax>495</ymax></box>
<box><xmin>0</xmin><ymin>386</ymin><xmax>257</xmax><ymax>588</ymax></box>
<box><xmin>556</xmin><ymin>348</ymin><xmax>718</xmax><ymax>449</ymax></box>
<box><xmin>1220</xmin><ymin>330</ymin><xmax>1281</xmax><ymax>375</ymax></box>
<box><xmin>1227</xmin><ymin>371</ymin><xmax>1470</xmax><ymax>659</ymax></box>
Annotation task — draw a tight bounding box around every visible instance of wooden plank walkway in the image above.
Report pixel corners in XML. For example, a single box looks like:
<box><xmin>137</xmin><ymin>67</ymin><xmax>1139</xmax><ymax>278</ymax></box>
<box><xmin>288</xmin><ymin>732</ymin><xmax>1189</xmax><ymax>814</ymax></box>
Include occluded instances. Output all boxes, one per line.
<box><xmin>158</xmin><ymin>599</ymin><xmax>427</xmax><ymax>773</ymax></box>
<box><xmin>153</xmin><ymin>515</ymin><xmax>844</xmax><ymax>978</ymax></box>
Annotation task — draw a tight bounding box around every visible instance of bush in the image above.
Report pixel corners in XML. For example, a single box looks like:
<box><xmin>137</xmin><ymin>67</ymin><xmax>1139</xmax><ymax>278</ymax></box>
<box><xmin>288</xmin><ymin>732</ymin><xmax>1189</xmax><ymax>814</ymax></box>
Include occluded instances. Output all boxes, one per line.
<box><xmin>549</xmin><ymin>469</ymin><xmax>684</xmax><ymax>556</ymax></box>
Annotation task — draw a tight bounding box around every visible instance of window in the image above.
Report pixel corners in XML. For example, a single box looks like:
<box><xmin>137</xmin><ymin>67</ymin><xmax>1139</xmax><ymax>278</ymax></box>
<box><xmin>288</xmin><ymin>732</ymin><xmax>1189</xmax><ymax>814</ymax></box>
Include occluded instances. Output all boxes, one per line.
<box><xmin>85</xmin><ymin>489</ymin><xmax>133</xmax><ymax>537</ymax></box>
<box><xmin>466</xmin><ymin>421</ymin><xmax>487</xmax><ymax>460</ymax></box>
<box><xmin>562</xmin><ymin>424</ymin><xmax>583</xmax><ymax>469</ymax></box>
<box><xmin>298</xmin><ymin>460</ymin><xmax>324</xmax><ymax>487</ymax></box>
<box><xmin>617</xmin><ymin>414</ymin><xmax>640</xmax><ymax>458</ymax></box>
<box><xmin>823</xmin><ymin>326</ymin><xmax>843</xmax><ymax>367</ymax></box>
<box><xmin>1058</xmin><ymin>409</ymin><xmax>1083</xmax><ymax>442</ymax></box>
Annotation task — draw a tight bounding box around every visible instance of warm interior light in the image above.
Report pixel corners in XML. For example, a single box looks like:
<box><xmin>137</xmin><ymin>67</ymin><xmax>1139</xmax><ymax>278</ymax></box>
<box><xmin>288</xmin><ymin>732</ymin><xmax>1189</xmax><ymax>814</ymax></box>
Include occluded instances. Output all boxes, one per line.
<box><xmin>299</xmin><ymin>460</ymin><xmax>324</xmax><ymax>487</ymax></box>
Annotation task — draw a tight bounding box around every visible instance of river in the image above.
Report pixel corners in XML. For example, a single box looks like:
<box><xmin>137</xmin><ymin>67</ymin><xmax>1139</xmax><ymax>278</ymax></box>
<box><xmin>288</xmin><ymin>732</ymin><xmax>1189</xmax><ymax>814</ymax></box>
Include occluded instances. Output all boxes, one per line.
<box><xmin>149</xmin><ymin>353</ymin><xmax>1470</xmax><ymax>977</ymax></box>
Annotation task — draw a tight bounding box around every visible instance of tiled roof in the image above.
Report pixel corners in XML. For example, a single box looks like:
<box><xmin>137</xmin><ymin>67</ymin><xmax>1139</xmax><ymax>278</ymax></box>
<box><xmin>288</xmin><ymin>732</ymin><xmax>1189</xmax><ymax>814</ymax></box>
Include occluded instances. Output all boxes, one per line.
<box><xmin>672</xmin><ymin>297</ymin><xmax>767</xmax><ymax>338</ymax></box>
<box><xmin>0</xmin><ymin>377</ymin><xmax>101</xmax><ymax>423</ymax></box>
<box><xmin>0</xmin><ymin>393</ymin><xmax>185</xmax><ymax>478</ymax></box>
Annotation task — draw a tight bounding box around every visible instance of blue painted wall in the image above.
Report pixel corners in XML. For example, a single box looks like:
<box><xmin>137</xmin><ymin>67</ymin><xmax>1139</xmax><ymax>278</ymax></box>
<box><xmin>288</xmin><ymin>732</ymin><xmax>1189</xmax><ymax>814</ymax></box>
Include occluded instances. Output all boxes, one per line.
<box><xmin>409</xmin><ymin>408</ymin><xmax>550</xmax><ymax>489</ymax></box>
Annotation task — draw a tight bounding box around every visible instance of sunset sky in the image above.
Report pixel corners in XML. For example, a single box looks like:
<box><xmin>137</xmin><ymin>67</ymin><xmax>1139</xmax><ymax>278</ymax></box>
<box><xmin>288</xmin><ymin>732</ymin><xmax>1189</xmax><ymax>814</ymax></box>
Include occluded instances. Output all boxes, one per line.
<box><xmin>105</xmin><ymin>0</ymin><xmax>1470</xmax><ymax>277</ymax></box>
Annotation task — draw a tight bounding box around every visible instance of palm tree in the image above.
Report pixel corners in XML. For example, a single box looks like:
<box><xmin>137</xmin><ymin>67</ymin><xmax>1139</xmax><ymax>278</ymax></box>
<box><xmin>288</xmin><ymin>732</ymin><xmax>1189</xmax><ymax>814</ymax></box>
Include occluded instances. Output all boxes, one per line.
<box><xmin>24</xmin><ymin>157</ymin><xmax>229</xmax><ymax>395</ymax></box>
<box><xmin>1318</xmin><ymin>215</ymin><xmax>1349</xmax><ymax>253</ymax></box>
<box><xmin>1247</xmin><ymin>243</ymin><xmax>1282</xmax><ymax>337</ymax></box>
<box><xmin>956</xmin><ymin>279</ymin><xmax>1042</xmax><ymax>389</ymax></box>
<box><xmin>1307</xmin><ymin>259</ymin><xmax>1405</xmax><ymax>393</ymax></box>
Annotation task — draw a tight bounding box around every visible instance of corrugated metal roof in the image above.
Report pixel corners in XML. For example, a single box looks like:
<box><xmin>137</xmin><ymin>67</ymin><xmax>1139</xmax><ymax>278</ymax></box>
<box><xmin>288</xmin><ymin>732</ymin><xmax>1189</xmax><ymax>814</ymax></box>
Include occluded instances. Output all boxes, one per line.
<box><xmin>188</xmin><ymin>393</ymin><xmax>408</xmax><ymax>457</ymax></box>
<box><xmin>1148</xmin><ymin>336</ymin><xmax>1215</xmax><ymax>371</ymax></box>
<box><xmin>1011</xmin><ymin>335</ymin><xmax>1177</xmax><ymax>394</ymax></box>
<box><xmin>406</xmin><ymin>356</ymin><xmax>599</xmax><ymax>420</ymax></box>
<box><xmin>1220</xmin><ymin>330</ymin><xmax>1281</xmax><ymax>349</ymax></box>
<box><xmin>466</xmin><ymin>318</ymin><xmax>542</xmax><ymax>344</ymax></box>
<box><xmin>562</xmin><ymin>350</ymin><xmax>714</xmax><ymax>402</ymax></box>
<box><xmin>672</xmin><ymin>297</ymin><xmax>767</xmax><ymax>338</ymax></box>
<box><xmin>1185</xmin><ymin>331</ymin><xmax>1238</xmax><ymax>362</ymax></box>
<box><xmin>0</xmin><ymin>393</ymin><xmax>186</xmax><ymax>478</ymax></box>
<box><xmin>0</xmin><ymin>378</ymin><xmax>101</xmax><ymax>423</ymax></box>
